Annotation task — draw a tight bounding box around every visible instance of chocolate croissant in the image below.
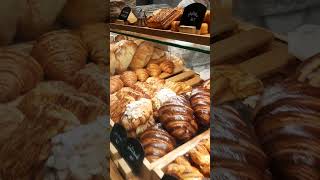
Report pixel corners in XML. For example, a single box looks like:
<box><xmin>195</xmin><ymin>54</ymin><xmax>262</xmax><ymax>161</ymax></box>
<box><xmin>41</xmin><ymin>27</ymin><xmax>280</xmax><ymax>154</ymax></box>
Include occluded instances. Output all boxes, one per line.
<box><xmin>140</xmin><ymin>124</ymin><xmax>176</xmax><ymax>162</ymax></box>
<box><xmin>158</xmin><ymin>96</ymin><xmax>198</xmax><ymax>142</ymax></box>
<box><xmin>190</xmin><ymin>87</ymin><xmax>210</xmax><ymax>126</ymax></box>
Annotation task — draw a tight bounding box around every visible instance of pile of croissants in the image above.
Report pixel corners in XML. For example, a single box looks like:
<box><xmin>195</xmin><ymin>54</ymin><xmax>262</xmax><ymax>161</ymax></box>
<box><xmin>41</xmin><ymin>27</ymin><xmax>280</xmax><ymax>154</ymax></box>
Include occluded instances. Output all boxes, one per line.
<box><xmin>0</xmin><ymin>22</ymin><xmax>108</xmax><ymax>179</ymax></box>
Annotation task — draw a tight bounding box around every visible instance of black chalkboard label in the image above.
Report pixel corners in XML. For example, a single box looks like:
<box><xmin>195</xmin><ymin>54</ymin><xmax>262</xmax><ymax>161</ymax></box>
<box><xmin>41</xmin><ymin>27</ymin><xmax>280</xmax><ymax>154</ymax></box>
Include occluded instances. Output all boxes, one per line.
<box><xmin>119</xmin><ymin>7</ymin><xmax>131</xmax><ymax>21</ymax></box>
<box><xmin>110</xmin><ymin>123</ymin><xmax>127</xmax><ymax>152</ymax></box>
<box><xmin>122</xmin><ymin>138</ymin><xmax>145</xmax><ymax>173</ymax></box>
<box><xmin>162</xmin><ymin>174</ymin><xmax>179</xmax><ymax>180</ymax></box>
<box><xmin>180</xmin><ymin>3</ymin><xmax>207</xmax><ymax>29</ymax></box>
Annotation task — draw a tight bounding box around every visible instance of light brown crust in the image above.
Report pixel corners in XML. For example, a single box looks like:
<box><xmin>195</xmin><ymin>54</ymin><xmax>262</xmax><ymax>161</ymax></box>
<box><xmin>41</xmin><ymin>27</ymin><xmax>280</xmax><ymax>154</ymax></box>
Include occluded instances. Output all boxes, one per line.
<box><xmin>120</xmin><ymin>71</ymin><xmax>138</xmax><ymax>87</ymax></box>
<box><xmin>147</xmin><ymin>63</ymin><xmax>161</xmax><ymax>77</ymax></box>
<box><xmin>130</xmin><ymin>41</ymin><xmax>154</xmax><ymax>70</ymax></box>
<box><xmin>135</xmin><ymin>68</ymin><xmax>149</xmax><ymax>82</ymax></box>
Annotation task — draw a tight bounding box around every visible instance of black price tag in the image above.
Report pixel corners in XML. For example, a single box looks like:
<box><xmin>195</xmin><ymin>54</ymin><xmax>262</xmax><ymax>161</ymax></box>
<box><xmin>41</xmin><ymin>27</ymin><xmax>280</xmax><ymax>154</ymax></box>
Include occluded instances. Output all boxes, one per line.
<box><xmin>180</xmin><ymin>3</ymin><xmax>207</xmax><ymax>29</ymax></box>
<box><xmin>118</xmin><ymin>7</ymin><xmax>131</xmax><ymax>21</ymax></box>
<box><xmin>122</xmin><ymin>138</ymin><xmax>145</xmax><ymax>173</ymax></box>
<box><xmin>162</xmin><ymin>174</ymin><xmax>179</xmax><ymax>180</ymax></box>
<box><xmin>110</xmin><ymin>123</ymin><xmax>127</xmax><ymax>152</ymax></box>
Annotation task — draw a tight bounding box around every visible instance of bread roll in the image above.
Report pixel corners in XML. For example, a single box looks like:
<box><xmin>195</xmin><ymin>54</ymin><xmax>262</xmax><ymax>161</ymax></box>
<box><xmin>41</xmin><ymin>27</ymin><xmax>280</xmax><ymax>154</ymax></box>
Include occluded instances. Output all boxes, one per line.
<box><xmin>62</xmin><ymin>0</ymin><xmax>107</xmax><ymax>27</ymax></box>
<box><xmin>140</xmin><ymin>124</ymin><xmax>176</xmax><ymax>162</ymax></box>
<box><xmin>147</xmin><ymin>63</ymin><xmax>161</xmax><ymax>77</ymax></box>
<box><xmin>113</xmin><ymin>40</ymin><xmax>137</xmax><ymax>74</ymax></box>
<box><xmin>120</xmin><ymin>71</ymin><xmax>137</xmax><ymax>87</ymax></box>
<box><xmin>71</xmin><ymin>63</ymin><xmax>108</xmax><ymax>101</ymax></box>
<box><xmin>190</xmin><ymin>87</ymin><xmax>210</xmax><ymax>126</ymax></box>
<box><xmin>160</xmin><ymin>60</ymin><xmax>174</xmax><ymax>74</ymax></box>
<box><xmin>17</xmin><ymin>0</ymin><xmax>67</xmax><ymax>41</ymax></box>
<box><xmin>135</xmin><ymin>69</ymin><xmax>149</xmax><ymax>82</ymax></box>
<box><xmin>77</xmin><ymin>23</ymin><xmax>108</xmax><ymax>65</ymax></box>
<box><xmin>0</xmin><ymin>49</ymin><xmax>43</xmax><ymax>103</ymax></box>
<box><xmin>31</xmin><ymin>30</ymin><xmax>87</xmax><ymax>82</ymax></box>
<box><xmin>159</xmin><ymin>96</ymin><xmax>198</xmax><ymax>142</ymax></box>
<box><xmin>130</xmin><ymin>41</ymin><xmax>155</xmax><ymax>70</ymax></box>
<box><xmin>110</xmin><ymin>75</ymin><xmax>124</xmax><ymax>94</ymax></box>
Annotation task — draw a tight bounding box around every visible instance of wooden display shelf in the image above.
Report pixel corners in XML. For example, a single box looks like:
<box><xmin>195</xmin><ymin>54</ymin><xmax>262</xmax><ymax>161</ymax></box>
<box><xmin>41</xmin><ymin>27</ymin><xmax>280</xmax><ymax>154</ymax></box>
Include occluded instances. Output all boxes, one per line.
<box><xmin>110</xmin><ymin>23</ymin><xmax>210</xmax><ymax>46</ymax></box>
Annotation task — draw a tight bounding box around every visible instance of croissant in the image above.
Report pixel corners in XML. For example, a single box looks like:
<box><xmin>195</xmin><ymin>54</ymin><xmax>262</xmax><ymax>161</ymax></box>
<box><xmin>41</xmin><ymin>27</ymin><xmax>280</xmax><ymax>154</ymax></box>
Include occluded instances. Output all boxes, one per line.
<box><xmin>147</xmin><ymin>63</ymin><xmax>161</xmax><ymax>77</ymax></box>
<box><xmin>116</xmin><ymin>87</ymin><xmax>148</xmax><ymax>101</ymax></box>
<box><xmin>135</xmin><ymin>68</ymin><xmax>149</xmax><ymax>82</ymax></box>
<box><xmin>110</xmin><ymin>94</ymin><xmax>135</xmax><ymax>123</ymax></box>
<box><xmin>152</xmin><ymin>88</ymin><xmax>177</xmax><ymax>111</ymax></box>
<box><xmin>0</xmin><ymin>49</ymin><xmax>43</xmax><ymax>102</ymax></box>
<box><xmin>166</xmin><ymin>156</ymin><xmax>204</xmax><ymax>180</ymax></box>
<box><xmin>146</xmin><ymin>77</ymin><xmax>165</xmax><ymax>90</ymax></box>
<box><xmin>18</xmin><ymin>81</ymin><xmax>106</xmax><ymax>124</ymax></box>
<box><xmin>254</xmin><ymin>82</ymin><xmax>320</xmax><ymax>180</ymax></box>
<box><xmin>212</xmin><ymin>105</ymin><xmax>269</xmax><ymax>180</ymax></box>
<box><xmin>110</xmin><ymin>75</ymin><xmax>124</xmax><ymax>94</ymax></box>
<box><xmin>0</xmin><ymin>105</ymin><xmax>25</xmax><ymax>142</ymax></box>
<box><xmin>188</xmin><ymin>139</ymin><xmax>210</xmax><ymax>177</ymax></box>
<box><xmin>31</xmin><ymin>30</ymin><xmax>87</xmax><ymax>82</ymax></box>
<box><xmin>190</xmin><ymin>87</ymin><xmax>210</xmax><ymax>126</ymax></box>
<box><xmin>158</xmin><ymin>96</ymin><xmax>198</xmax><ymax>142</ymax></box>
<box><xmin>120</xmin><ymin>98</ymin><xmax>154</xmax><ymax>137</ymax></box>
<box><xmin>164</xmin><ymin>81</ymin><xmax>192</xmax><ymax>95</ymax></box>
<box><xmin>120</xmin><ymin>71</ymin><xmax>137</xmax><ymax>87</ymax></box>
<box><xmin>160</xmin><ymin>60</ymin><xmax>174</xmax><ymax>74</ymax></box>
<box><xmin>140</xmin><ymin>124</ymin><xmax>176</xmax><ymax>162</ymax></box>
<box><xmin>71</xmin><ymin>63</ymin><xmax>108</xmax><ymax>101</ymax></box>
<box><xmin>133</xmin><ymin>81</ymin><xmax>156</xmax><ymax>99</ymax></box>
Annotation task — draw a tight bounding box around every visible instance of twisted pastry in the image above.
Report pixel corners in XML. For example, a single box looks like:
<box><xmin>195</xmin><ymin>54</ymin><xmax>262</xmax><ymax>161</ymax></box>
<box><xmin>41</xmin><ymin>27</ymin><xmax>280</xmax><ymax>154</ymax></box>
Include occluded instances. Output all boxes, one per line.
<box><xmin>212</xmin><ymin>105</ymin><xmax>270</xmax><ymax>180</ymax></box>
<box><xmin>254</xmin><ymin>81</ymin><xmax>320</xmax><ymax>180</ymax></box>
<box><xmin>190</xmin><ymin>87</ymin><xmax>210</xmax><ymax>126</ymax></box>
<box><xmin>159</xmin><ymin>96</ymin><xmax>198</xmax><ymax>142</ymax></box>
<box><xmin>140</xmin><ymin>124</ymin><xmax>176</xmax><ymax>162</ymax></box>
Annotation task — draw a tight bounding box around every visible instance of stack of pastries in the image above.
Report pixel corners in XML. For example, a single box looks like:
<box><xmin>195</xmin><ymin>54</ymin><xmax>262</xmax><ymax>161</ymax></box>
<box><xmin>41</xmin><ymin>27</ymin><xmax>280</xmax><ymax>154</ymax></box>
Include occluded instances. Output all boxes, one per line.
<box><xmin>254</xmin><ymin>80</ymin><xmax>320</xmax><ymax>179</ymax></box>
<box><xmin>0</xmin><ymin>23</ymin><xmax>109</xmax><ymax>179</ymax></box>
<box><xmin>212</xmin><ymin>105</ymin><xmax>270</xmax><ymax>180</ymax></box>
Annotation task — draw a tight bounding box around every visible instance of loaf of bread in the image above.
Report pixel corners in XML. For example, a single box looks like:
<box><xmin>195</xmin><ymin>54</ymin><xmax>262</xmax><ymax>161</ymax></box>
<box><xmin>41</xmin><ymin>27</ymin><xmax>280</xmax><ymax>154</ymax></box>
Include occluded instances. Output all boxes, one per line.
<box><xmin>17</xmin><ymin>0</ymin><xmax>67</xmax><ymax>41</ymax></box>
<box><xmin>110</xmin><ymin>75</ymin><xmax>124</xmax><ymax>94</ymax></box>
<box><xmin>120</xmin><ymin>71</ymin><xmax>138</xmax><ymax>87</ymax></box>
<box><xmin>130</xmin><ymin>41</ymin><xmax>154</xmax><ymax>70</ymax></box>
<box><xmin>147</xmin><ymin>8</ymin><xmax>183</xmax><ymax>29</ymax></box>
<box><xmin>254</xmin><ymin>81</ymin><xmax>320</xmax><ymax>180</ymax></box>
<box><xmin>62</xmin><ymin>0</ymin><xmax>107</xmax><ymax>27</ymax></box>
<box><xmin>77</xmin><ymin>23</ymin><xmax>108</xmax><ymax>65</ymax></box>
<box><xmin>140</xmin><ymin>124</ymin><xmax>176</xmax><ymax>162</ymax></box>
<box><xmin>212</xmin><ymin>105</ymin><xmax>270</xmax><ymax>180</ymax></box>
<box><xmin>190</xmin><ymin>87</ymin><xmax>210</xmax><ymax>126</ymax></box>
<box><xmin>159</xmin><ymin>96</ymin><xmax>198</xmax><ymax>142</ymax></box>
<box><xmin>31</xmin><ymin>30</ymin><xmax>87</xmax><ymax>82</ymax></box>
<box><xmin>71</xmin><ymin>63</ymin><xmax>108</xmax><ymax>101</ymax></box>
<box><xmin>0</xmin><ymin>49</ymin><xmax>43</xmax><ymax>103</ymax></box>
<box><xmin>111</xmin><ymin>40</ymin><xmax>137</xmax><ymax>74</ymax></box>
<box><xmin>121</xmin><ymin>98</ymin><xmax>155</xmax><ymax>137</ymax></box>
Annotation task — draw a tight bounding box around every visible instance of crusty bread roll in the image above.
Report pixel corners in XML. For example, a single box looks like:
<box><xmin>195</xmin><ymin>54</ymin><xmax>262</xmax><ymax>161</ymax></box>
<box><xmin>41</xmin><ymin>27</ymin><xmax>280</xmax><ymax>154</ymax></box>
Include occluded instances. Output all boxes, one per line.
<box><xmin>62</xmin><ymin>0</ymin><xmax>107</xmax><ymax>27</ymax></box>
<box><xmin>16</xmin><ymin>0</ymin><xmax>67</xmax><ymax>41</ymax></box>
<box><xmin>77</xmin><ymin>23</ymin><xmax>107</xmax><ymax>65</ymax></box>
<box><xmin>0</xmin><ymin>0</ymin><xmax>24</xmax><ymax>45</ymax></box>
<box><xmin>130</xmin><ymin>41</ymin><xmax>155</xmax><ymax>70</ymax></box>
<box><xmin>31</xmin><ymin>30</ymin><xmax>88</xmax><ymax>82</ymax></box>
<box><xmin>0</xmin><ymin>49</ymin><xmax>43</xmax><ymax>103</ymax></box>
<box><xmin>113</xmin><ymin>40</ymin><xmax>137</xmax><ymax>74</ymax></box>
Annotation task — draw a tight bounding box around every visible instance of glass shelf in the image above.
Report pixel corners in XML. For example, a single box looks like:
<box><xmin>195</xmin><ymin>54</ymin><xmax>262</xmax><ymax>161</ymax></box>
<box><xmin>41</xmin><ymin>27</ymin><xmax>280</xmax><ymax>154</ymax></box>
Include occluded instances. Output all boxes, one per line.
<box><xmin>110</xmin><ymin>23</ymin><xmax>210</xmax><ymax>54</ymax></box>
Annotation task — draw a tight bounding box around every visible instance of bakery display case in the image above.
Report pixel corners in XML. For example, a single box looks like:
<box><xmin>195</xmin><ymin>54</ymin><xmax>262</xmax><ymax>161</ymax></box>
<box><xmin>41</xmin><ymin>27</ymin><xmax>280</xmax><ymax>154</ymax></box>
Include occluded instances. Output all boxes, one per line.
<box><xmin>109</xmin><ymin>12</ymin><xmax>211</xmax><ymax>178</ymax></box>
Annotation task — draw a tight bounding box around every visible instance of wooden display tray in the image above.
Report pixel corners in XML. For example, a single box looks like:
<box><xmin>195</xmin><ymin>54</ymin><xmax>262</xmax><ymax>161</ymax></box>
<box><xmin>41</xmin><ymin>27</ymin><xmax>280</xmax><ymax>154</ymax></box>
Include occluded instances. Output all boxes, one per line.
<box><xmin>110</xmin><ymin>23</ymin><xmax>210</xmax><ymax>46</ymax></box>
<box><xmin>110</xmin><ymin>68</ymin><xmax>206</xmax><ymax>179</ymax></box>
<box><xmin>152</xmin><ymin>130</ymin><xmax>210</xmax><ymax>180</ymax></box>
